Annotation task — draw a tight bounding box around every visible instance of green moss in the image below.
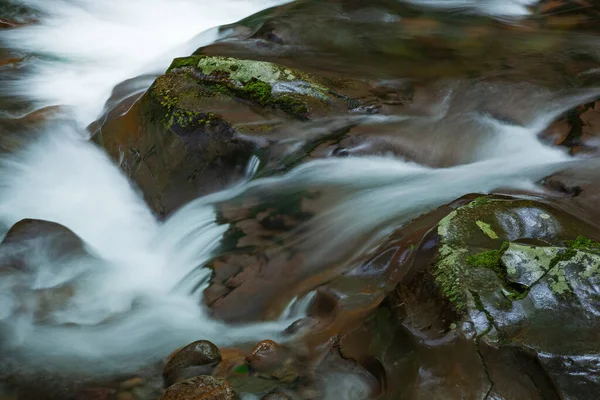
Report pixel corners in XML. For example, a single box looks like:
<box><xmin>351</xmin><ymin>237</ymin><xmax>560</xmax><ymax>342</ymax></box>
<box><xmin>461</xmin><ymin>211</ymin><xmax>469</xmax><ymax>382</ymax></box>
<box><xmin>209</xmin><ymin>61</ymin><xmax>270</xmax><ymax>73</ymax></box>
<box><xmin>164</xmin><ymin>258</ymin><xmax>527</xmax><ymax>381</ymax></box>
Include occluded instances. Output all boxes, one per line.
<box><xmin>434</xmin><ymin>245</ymin><xmax>469</xmax><ymax>312</ymax></box>
<box><xmin>467</xmin><ymin>242</ymin><xmax>509</xmax><ymax>277</ymax></box>
<box><xmin>239</xmin><ymin>79</ymin><xmax>309</xmax><ymax>118</ymax></box>
<box><xmin>275</xmin><ymin>95</ymin><xmax>309</xmax><ymax>117</ymax></box>
<box><xmin>469</xmin><ymin>196</ymin><xmax>491</xmax><ymax>207</ymax></box>
<box><xmin>167</xmin><ymin>56</ymin><xmax>203</xmax><ymax>71</ymax></box>
<box><xmin>244</xmin><ymin>79</ymin><xmax>273</xmax><ymax>106</ymax></box>
<box><xmin>566</xmin><ymin>236</ymin><xmax>600</xmax><ymax>251</ymax></box>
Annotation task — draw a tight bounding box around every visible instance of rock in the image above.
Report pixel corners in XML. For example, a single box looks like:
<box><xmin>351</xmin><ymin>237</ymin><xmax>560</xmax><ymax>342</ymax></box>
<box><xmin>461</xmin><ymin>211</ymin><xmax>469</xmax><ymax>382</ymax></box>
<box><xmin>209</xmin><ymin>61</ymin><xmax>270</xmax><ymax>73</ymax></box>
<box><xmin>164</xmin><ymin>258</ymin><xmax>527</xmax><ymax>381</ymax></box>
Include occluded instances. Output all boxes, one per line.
<box><xmin>96</xmin><ymin>55</ymin><xmax>359</xmax><ymax>215</ymax></box>
<box><xmin>246</xmin><ymin>340</ymin><xmax>283</xmax><ymax>373</ymax></box>
<box><xmin>0</xmin><ymin>219</ymin><xmax>101</xmax><ymax>324</ymax></box>
<box><xmin>163</xmin><ymin>341</ymin><xmax>222</xmax><ymax>387</ymax></box>
<box><xmin>159</xmin><ymin>376</ymin><xmax>238</xmax><ymax>400</ymax></box>
<box><xmin>539</xmin><ymin>98</ymin><xmax>600</xmax><ymax>155</ymax></box>
<box><xmin>164</xmin><ymin>55</ymin><xmax>338</xmax><ymax>120</ymax></box>
<box><xmin>0</xmin><ymin>218</ymin><xmax>87</xmax><ymax>270</ymax></box>
<box><xmin>425</xmin><ymin>196</ymin><xmax>600</xmax><ymax>398</ymax></box>
<box><xmin>212</xmin><ymin>347</ymin><xmax>249</xmax><ymax>384</ymax></box>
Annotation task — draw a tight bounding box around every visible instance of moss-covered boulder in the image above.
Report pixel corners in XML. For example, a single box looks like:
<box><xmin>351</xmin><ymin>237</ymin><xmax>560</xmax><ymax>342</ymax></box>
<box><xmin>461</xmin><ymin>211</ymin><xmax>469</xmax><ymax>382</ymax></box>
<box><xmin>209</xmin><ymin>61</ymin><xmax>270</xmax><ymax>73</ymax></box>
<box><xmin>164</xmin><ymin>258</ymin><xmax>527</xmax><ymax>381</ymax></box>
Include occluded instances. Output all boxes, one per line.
<box><xmin>96</xmin><ymin>55</ymin><xmax>361</xmax><ymax>215</ymax></box>
<box><xmin>164</xmin><ymin>55</ymin><xmax>351</xmax><ymax>120</ymax></box>
<box><xmin>424</xmin><ymin>196</ymin><xmax>600</xmax><ymax>399</ymax></box>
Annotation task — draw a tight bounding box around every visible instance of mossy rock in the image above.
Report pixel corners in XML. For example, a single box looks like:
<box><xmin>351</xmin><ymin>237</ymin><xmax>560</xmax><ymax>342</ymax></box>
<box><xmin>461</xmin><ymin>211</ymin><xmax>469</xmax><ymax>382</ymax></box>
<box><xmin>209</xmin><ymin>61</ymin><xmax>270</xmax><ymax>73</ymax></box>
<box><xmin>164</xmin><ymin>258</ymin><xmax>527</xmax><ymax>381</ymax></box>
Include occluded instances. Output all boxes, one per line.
<box><xmin>96</xmin><ymin>55</ymin><xmax>362</xmax><ymax>215</ymax></box>
<box><xmin>164</xmin><ymin>55</ymin><xmax>356</xmax><ymax>121</ymax></box>
<box><xmin>428</xmin><ymin>195</ymin><xmax>600</xmax><ymax>398</ymax></box>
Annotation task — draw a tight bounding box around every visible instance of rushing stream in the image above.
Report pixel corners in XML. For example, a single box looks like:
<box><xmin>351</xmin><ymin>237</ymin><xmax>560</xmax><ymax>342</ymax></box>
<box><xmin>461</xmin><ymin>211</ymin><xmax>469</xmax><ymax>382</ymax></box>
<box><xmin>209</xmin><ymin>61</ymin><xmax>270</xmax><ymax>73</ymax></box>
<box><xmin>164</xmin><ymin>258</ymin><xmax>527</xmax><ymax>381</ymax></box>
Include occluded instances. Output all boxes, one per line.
<box><xmin>1</xmin><ymin>0</ymin><xmax>600</xmax><ymax>399</ymax></box>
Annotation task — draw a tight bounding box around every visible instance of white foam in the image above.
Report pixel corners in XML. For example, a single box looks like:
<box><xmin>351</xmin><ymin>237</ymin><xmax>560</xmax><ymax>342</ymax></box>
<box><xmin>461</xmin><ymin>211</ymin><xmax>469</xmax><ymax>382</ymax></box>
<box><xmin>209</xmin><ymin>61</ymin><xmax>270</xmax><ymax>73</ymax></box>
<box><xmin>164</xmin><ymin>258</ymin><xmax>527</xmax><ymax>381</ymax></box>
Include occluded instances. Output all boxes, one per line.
<box><xmin>402</xmin><ymin>0</ymin><xmax>539</xmax><ymax>19</ymax></box>
<box><xmin>1</xmin><ymin>0</ymin><xmax>291</xmax><ymax>125</ymax></box>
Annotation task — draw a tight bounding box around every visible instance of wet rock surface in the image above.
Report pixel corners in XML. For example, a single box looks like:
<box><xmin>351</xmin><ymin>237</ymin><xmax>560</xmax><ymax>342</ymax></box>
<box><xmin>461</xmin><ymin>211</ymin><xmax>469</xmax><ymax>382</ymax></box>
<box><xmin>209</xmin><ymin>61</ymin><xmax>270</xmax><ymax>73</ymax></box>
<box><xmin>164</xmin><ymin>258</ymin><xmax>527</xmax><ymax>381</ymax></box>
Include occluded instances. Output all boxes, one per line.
<box><xmin>159</xmin><ymin>376</ymin><xmax>239</xmax><ymax>400</ymax></box>
<box><xmin>95</xmin><ymin>54</ymin><xmax>366</xmax><ymax>216</ymax></box>
<box><xmin>163</xmin><ymin>341</ymin><xmax>223</xmax><ymax>387</ymax></box>
<box><xmin>398</xmin><ymin>196</ymin><xmax>600</xmax><ymax>399</ymax></box>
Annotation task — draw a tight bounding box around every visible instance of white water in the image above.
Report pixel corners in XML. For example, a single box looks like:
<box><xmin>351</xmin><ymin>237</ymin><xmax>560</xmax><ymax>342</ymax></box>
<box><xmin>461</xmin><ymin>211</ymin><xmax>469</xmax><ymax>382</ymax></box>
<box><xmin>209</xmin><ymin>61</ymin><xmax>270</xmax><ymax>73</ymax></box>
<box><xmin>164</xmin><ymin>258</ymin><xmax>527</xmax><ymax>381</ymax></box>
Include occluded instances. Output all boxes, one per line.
<box><xmin>404</xmin><ymin>0</ymin><xmax>539</xmax><ymax>19</ymax></box>
<box><xmin>0</xmin><ymin>0</ymin><xmax>593</xmax><ymax>394</ymax></box>
<box><xmin>1</xmin><ymin>0</ymin><xmax>291</xmax><ymax>125</ymax></box>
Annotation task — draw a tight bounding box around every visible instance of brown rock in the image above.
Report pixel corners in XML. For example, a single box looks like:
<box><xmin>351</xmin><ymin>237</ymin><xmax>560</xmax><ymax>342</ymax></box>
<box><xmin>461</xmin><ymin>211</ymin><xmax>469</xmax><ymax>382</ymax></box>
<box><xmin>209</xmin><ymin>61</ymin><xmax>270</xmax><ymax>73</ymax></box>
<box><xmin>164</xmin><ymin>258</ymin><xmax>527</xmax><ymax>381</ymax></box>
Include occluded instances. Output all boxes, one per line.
<box><xmin>159</xmin><ymin>376</ymin><xmax>238</xmax><ymax>400</ymax></box>
<box><xmin>163</xmin><ymin>341</ymin><xmax>222</xmax><ymax>387</ymax></box>
<box><xmin>246</xmin><ymin>340</ymin><xmax>283</xmax><ymax>373</ymax></box>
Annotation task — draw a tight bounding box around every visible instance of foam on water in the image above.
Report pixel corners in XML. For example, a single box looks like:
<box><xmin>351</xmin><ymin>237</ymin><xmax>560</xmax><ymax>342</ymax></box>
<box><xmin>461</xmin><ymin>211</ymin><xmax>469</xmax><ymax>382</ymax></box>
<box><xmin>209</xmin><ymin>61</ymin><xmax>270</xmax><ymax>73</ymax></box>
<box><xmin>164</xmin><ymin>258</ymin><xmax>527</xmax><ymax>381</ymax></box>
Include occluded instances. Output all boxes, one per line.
<box><xmin>0</xmin><ymin>128</ymin><xmax>298</xmax><ymax>375</ymax></box>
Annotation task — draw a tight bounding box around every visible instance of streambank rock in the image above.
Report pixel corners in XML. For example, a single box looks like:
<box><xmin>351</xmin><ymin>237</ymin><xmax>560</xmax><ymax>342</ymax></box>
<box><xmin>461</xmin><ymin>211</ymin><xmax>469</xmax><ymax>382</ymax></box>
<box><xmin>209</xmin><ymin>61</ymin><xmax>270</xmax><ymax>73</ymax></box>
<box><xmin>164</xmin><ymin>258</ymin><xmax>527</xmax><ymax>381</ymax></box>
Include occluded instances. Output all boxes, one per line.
<box><xmin>540</xmin><ymin>97</ymin><xmax>600</xmax><ymax>154</ymax></box>
<box><xmin>159</xmin><ymin>376</ymin><xmax>238</xmax><ymax>400</ymax></box>
<box><xmin>163</xmin><ymin>341</ymin><xmax>222</xmax><ymax>387</ymax></box>
<box><xmin>534</xmin><ymin>0</ymin><xmax>600</xmax><ymax>31</ymax></box>
<box><xmin>96</xmin><ymin>55</ymin><xmax>361</xmax><ymax>215</ymax></box>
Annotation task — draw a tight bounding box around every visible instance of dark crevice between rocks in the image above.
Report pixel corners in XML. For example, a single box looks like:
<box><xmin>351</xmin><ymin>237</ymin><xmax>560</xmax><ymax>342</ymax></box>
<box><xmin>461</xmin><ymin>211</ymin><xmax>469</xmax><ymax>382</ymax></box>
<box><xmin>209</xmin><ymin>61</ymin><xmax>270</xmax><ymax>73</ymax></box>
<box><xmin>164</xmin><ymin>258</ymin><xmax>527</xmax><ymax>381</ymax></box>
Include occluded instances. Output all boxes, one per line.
<box><xmin>469</xmin><ymin>291</ymin><xmax>497</xmax><ymax>400</ymax></box>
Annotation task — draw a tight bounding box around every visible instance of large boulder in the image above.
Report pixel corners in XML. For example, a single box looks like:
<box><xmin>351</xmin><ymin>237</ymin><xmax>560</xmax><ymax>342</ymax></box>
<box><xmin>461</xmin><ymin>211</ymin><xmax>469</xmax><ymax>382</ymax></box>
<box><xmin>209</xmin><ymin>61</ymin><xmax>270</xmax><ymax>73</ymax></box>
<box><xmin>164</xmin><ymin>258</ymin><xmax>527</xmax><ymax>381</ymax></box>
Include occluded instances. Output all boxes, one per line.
<box><xmin>96</xmin><ymin>55</ymin><xmax>361</xmax><ymax>215</ymax></box>
<box><xmin>394</xmin><ymin>196</ymin><xmax>600</xmax><ymax>399</ymax></box>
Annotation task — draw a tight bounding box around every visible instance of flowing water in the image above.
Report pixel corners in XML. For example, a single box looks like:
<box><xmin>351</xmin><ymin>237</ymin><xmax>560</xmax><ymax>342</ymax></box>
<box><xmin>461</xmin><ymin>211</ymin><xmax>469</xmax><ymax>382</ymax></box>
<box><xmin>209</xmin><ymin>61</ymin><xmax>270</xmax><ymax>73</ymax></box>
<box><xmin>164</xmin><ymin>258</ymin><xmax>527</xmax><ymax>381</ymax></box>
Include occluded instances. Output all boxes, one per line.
<box><xmin>1</xmin><ymin>0</ymin><xmax>600</xmax><ymax>398</ymax></box>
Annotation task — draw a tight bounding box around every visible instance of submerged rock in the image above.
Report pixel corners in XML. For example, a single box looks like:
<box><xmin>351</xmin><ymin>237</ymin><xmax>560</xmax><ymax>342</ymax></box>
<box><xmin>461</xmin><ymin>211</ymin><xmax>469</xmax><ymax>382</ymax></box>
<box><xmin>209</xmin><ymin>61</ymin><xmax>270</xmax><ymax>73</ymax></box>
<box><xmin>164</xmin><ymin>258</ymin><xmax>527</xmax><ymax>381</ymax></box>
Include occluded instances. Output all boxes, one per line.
<box><xmin>0</xmin><ymin>219</ymin><xmax>98</xmax><ymax>324</ymax></box>
<box><xmin>159</xmin><ymin>376</ymin><xmax>239</xmax><ymax>400</ymax></box>
<box><xmin>163</xmin><ymin>340</ymin><xmax>223</xmax><ymax>388</ymax></box>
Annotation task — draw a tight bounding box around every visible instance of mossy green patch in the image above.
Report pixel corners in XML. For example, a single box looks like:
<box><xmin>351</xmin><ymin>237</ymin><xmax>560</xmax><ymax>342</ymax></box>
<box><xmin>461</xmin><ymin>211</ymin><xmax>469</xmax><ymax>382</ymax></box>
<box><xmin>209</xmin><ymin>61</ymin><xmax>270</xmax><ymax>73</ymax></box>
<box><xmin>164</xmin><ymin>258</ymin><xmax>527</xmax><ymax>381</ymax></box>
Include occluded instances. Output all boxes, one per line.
<box><xmin>434</xmin><ymin>244</ymin><xmax>469</xmax><ymax>312</ymax></box>
<box><xmin>244</xmin><ymin>79</ymin><xmax>273</xmax><ymax>106</ymax></box>
<box><xmin>167</xmin><ymin>56</ymin><xmax>203</xmax><ymax>71</ymax></box>
<box><xmin>467</xmin><ymin>242</ymin><xmax>509</xmax><ymax>277</ymax></box>
<box><xmin>566</xmin><ymin>236</ymin><xmax>600</xmax><ymax>251</ymax></box>
<box><xmin>240</xmin><ymin>79</ymin><xmax>308</xmax><ymax>118</ymax></box>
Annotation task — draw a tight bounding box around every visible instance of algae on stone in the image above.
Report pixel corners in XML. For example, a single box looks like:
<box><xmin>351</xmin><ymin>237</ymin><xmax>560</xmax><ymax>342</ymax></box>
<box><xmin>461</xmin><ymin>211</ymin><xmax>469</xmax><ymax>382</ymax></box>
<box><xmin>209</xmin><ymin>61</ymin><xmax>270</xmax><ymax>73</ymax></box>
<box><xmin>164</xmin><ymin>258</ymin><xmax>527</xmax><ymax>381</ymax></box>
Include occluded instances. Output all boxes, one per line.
<box><xmin>164</xmin><ymin>55</ymin><xmax>342</xmax><ymax>120</ymax></box>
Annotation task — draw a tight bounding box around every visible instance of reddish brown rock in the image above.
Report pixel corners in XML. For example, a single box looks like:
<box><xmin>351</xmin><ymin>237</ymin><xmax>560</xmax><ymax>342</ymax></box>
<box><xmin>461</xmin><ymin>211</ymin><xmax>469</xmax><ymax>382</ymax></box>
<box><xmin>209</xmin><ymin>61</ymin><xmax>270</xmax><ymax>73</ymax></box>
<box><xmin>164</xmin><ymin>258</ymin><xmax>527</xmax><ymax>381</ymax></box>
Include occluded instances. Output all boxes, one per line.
<box><xmin>246</xmin><ymin>340</ymin><xmax>284</xmax><ymax>373</ymax></box>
